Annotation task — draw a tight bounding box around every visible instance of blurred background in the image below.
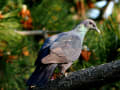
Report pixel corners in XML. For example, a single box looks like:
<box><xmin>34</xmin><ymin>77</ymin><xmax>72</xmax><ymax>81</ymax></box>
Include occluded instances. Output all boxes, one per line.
<box><xmin>0</xmin><ymin>0</ymin><xmax>120</xmax><ymax>90</ymax></box>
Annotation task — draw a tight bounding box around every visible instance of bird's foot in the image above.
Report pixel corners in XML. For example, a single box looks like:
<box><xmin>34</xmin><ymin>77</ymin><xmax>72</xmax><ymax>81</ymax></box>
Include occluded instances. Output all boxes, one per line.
<box><xmin>64</xmin><ymin>72</ymin><xmax>68</xmax><ymax>77</ymax></box>
<box><xmin>28</xmin><ymin>85</ymin><xmax>36</xmax><ymax>90</ymax></box>
<box><xmin>57</xmin><ymin>72</ymin><xmax>68</xmax><ymax>79</ymax></box>
<box><xmin>30</xmin><ymin>85</ymin><xmax>36</xmax><ymax>88</ymax></box>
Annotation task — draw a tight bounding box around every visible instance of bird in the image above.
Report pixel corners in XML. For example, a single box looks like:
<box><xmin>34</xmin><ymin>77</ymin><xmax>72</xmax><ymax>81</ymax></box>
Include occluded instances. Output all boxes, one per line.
<box><xmin>27</xmin><ymin>19</ymin><xmax>100</xmax><ymax>88</ymax></box>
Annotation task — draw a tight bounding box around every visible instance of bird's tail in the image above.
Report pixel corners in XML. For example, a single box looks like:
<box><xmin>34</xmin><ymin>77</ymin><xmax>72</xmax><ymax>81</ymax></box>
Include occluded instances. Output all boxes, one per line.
<box><xmin>26</xmin><ymin>64</ymin><xmax>57</xmax><ymax>87</ymax></box>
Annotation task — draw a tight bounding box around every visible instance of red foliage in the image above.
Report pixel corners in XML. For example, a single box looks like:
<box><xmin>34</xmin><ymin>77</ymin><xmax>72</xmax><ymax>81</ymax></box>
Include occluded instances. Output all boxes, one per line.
<box><xmin>19</xmin><ymin>9</ymin><xmax>33</xmax><ymax>30</ymax></box>
<box><xmin>19</xmin><ymin>9</ymin><xmax>31</xmax><ymax>18</ymax></box>
<box><xmin>88</xmin><ymin>1</ymin><xmax>94</xmax><ymax>8</ymax></box>
<box><xmin>81</xmin><ymin>50</ymin><xmax>91</xmax><ymax>62</ymax></box>
<box><xmin>0</xmin><ymin>14</ymin><xmax>4</xmax><ymax>19</ymax></box>
<box><xmin>0</xmin><ymin>49</ymin><xmax>3</xmax><ymax>56</ymax></box>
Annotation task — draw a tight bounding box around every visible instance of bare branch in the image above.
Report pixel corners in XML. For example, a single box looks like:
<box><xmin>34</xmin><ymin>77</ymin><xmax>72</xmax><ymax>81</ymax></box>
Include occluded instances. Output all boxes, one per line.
<box><xmin>15</xmin><ymin>30</ymin><xmax>61</xmax><ymax>36</ymax></box>
<box><xmin>15</xmin><ymin>30</ymin><xmax>44</xmax><ymax>35</ymax></box>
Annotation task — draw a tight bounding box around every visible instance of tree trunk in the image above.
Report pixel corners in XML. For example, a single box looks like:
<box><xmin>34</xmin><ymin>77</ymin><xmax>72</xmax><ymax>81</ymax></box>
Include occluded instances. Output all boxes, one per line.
<box><xmin>30</xmin><ymin>60</ymin><xmax>120</xmax><ymax>90</ymax></box>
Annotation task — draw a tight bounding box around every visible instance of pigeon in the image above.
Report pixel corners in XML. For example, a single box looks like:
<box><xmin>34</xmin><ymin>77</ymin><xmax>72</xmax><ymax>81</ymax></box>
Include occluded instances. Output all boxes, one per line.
<box><xmin>27</xmin><ymin>19</ymin><xmax>100</xmax><ymax>88</ymax></box>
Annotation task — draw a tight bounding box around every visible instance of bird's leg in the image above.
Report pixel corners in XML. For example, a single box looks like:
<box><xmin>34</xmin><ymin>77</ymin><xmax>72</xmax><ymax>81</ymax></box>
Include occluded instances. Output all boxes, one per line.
<box><xmin>59</xmin><ymin>62</ymin><xmax>72</xmax><ymax>77</ymax></box>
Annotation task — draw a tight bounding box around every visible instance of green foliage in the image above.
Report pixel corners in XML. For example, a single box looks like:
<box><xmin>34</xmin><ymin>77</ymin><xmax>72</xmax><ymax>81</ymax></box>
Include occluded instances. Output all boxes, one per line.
<box><xmin>0</xmin><ymin>0</ymin><xmax>7</xmax><ymax>9</ymax></box>
<box><xmin>0</xmin><ymin>35</ymin><xmax>37</xmax><ymax>89</ymax></box>
<box><xmin>0</xmin><ymin>1</ymin><xmax>35</xmax><ymax>89</ymax></box>
<box><xmin>31</xmin><ymin>0</ymin><xmax>78</xmax><ymax>31</ymax></box>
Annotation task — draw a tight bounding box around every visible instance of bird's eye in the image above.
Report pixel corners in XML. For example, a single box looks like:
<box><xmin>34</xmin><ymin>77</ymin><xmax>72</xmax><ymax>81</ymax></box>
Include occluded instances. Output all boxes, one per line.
<box><xmin>89</xmin><ymin>22</ymin><xmax>95</xmax><ymax>27</ymax></box>
<box><xmin>89</xmin><ymin>22</ymin><xmax>92</xmax><ymax>25</ymax></box>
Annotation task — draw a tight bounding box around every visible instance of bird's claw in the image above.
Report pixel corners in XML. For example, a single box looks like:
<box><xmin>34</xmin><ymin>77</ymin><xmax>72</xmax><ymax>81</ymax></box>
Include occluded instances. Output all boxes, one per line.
<box><xmin>65</xmin><ymin>72</ymin><xmax>68</xmax><ymax>77</ymax></box>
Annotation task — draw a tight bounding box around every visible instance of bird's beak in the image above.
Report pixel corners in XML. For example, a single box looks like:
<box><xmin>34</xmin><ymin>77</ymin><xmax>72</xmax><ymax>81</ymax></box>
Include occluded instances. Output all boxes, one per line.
<box><xmin>96</xmin><ymin>28</ymin><xmax>101</xmax><ymax>34</ymax></box>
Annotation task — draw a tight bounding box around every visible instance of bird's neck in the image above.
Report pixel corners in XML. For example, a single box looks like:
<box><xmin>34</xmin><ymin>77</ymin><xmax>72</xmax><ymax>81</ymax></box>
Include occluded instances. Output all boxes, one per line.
<box><xmin>74</xmin><ymin>24</ymin><xmax>88</xmax><ymax>44</ymax></box>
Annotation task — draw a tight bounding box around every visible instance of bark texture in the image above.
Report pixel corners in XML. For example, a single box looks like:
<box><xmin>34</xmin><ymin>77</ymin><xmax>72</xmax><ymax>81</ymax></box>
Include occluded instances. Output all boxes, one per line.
<box><xmin>29</xmin><ymin>60</ymin><xmax>120</xmax><ymax>90</ymax></box>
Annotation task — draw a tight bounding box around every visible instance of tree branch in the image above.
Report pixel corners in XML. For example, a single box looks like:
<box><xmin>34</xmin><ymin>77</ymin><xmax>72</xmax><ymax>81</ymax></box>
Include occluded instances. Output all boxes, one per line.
<box><xmin>15</xmin><ymin>30</ymin><xmax>61</xmax><ymax>35</ymax></box>
<box><xmin>15</xmin><ymin>30</ymin><xmax>62</xmax><ymax>39</ymax></box>
<box><xmin>31</xmin><ymin>60</ymin><xmax>120</xmax><ymax>90</ymax></box>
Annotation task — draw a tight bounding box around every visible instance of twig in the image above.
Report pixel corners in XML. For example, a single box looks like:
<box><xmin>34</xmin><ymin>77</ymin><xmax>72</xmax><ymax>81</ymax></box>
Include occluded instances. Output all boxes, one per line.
<box><xmin>15</xmin><ymin>30</ymin><xmax>61</xmax><ymax>36</ymax></box>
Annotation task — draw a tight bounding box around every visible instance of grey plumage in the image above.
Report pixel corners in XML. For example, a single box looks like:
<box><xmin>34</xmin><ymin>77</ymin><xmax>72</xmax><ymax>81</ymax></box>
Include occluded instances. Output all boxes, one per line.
<box><xmin>27</xmin><ymin>19</ymin><xmax>100</xmax><ymax>87</ymax></box>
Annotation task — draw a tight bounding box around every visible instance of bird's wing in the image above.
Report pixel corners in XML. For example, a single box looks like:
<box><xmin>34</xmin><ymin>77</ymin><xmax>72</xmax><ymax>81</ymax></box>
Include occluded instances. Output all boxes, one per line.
<box><xmin>35</xmin><ymin>34</ymin><xmax>59</xmax><ymax>65</ymax></box>
<box><xmin>41</xmin><ymin>34</ymin><xmax>59</xmax><ymax>50</ymax></box>
<box><xmin>41</xmin><ymin>33</ymin><xmax>82</xmax><ymax>64</ymax></box>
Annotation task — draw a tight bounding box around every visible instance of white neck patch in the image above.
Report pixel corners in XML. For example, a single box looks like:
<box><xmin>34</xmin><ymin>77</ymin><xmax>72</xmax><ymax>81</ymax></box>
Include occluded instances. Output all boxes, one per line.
<box><xmin>76</xmin><ymin>24</ymin><xmax>88</xmax><ymax>32</ymax></box>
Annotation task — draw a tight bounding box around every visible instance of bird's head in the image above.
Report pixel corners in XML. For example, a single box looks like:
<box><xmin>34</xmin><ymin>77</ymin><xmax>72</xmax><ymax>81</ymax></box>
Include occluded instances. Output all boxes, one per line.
<box><xmin>81</xmin><ymin>19</ymin><xmax>100</xmax><ymax>33</ymax></box>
